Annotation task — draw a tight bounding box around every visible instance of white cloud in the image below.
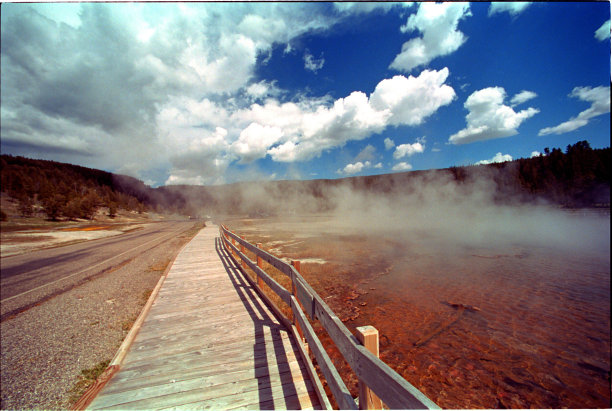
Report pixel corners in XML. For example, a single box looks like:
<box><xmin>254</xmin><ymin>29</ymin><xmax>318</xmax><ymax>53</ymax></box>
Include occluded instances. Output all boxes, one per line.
<box><xmin>475</xmin><ymin>152</ymin><xmax>513</xmax><ymax>165</ymax></box>
<box><xmin>267</xmin><ymin>141</ymin><xmax>299</xmax><ymax>162</ymax></box>
<box><xmin>538</xmin><ymin>86</ymin><xmax>610</xmax><ymax>136</ymax></box>
<box><xmin>370</xmin><ymin>68</ymin><xmax>456</xmax><ymax>126</ymax></box>
<box><xmin>339</xmin><ymin>161</ymin><xmax>371</xmax><ymax>175</ymax></box>
<box><xmin>333</xmin><ymin>2</ymin><xmax>406</xmax><ymax>15</ymax></box>
<box><xmin>595</xmin><ymin>19</ymin><xmax>611</xmax><ymax>41</ymax></box>
<box><xmin>304</xmin><ymin>50</ymin><xmax>325</xmax><ymax>73</ymax></box>
<box><xmin>393</xmin><ymin>140</ymin><xmax>425</xmax><ymax>159</ymax></box>
<box><xmin>510</xmin><ymin>90</ymin><xmax>537</xmax><ymax>106</ymax></box>
<box><xmin>384</xmin><ymin>137</ymin><xmax>395</xmax><ymax>150</ymax></box>
<box><xmin>231</xmin><ymin>123</ymin><xmax>284</xmax><ymax>162</ymax></box>
<box><xmin>0</xmin><ymin>3</ymin><xmax>349</xmax><ymax>185</ymax></box>
<box><xmin>0</xmin><ymin>3</ymin><xmax>454</xmax><ymax>185</ymax></box>
<box><xmin>231</xmin><ymin>68</ymin><xmax>454</xmax><ymax>163</ymax></box>
<box><xmin>338</xmin><ymin>145</ymin><xmax>382</xmax><ymax>175</ymax></box>
<box><xmin>488</xmin><ymin>2</ymin><xmax>532</xmax><ymax>16</ymax></box>
<box><xmin>449</xmin><ymin>86</ymin><xmax>539</xmax><ymax>144</ymax></box>
<box><xmin>245</xmin><ymin>80</ymin><xmax>283</xmax><ymax>102</ymax></box>
<box><xmin>164</xmin><ymin>127</ymin><xmax>233</xmax><ymax>186</ymax></box>
<box><xmin>389</xmin><ymin>3</ymin><xmax>471</xmax><ymax>72</ymax></box>
<box><xmin>531</xmin><ymin>151</ymin><xmax>541</xmax><ymax>158</ymax></box>
<box><xmin>392</xmin><ymin>162</ymin><xmax>413</xmax><ymax>171</ymax></box>
<box><xmin>355</xmin><ymin>144</ymin><xmax>377</xmax><ymax>162</ymax></box>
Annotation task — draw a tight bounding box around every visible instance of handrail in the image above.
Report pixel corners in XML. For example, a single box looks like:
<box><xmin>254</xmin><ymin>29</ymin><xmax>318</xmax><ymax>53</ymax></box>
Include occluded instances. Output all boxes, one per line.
<box><xmin>219</xmin><ymin>224</ymin><xmax>440</xmax><ymax>410</ymax></box>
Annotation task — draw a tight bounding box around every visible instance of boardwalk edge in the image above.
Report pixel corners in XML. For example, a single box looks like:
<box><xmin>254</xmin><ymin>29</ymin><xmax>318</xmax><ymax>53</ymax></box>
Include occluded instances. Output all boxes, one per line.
<box><xmin>71</xmin><ymin>227</ymin><xmax>202</xmax><ymax>410</ymax></box>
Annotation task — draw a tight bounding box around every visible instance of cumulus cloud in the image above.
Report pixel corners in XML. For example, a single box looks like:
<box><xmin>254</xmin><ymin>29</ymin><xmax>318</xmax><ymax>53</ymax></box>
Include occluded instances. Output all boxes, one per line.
<box><xmin>474</xmin><ymin>153</ymin><xmax>510</xmax><ymax>166</ymax></box>
<box><xmin>355</xmin><ymin>144</ymin><xmax>377</xmax><ymax>162</ymax></box>
<box><xmin>165</xmin><ymin>127</ymin><xmax>233</xmax><ymax>186</ymax></box>
<box><xmin>304</xmin><ymin>50</ymin><xmax>325</xmax><ymax>73</ymax></box>
<box><xmin>231</xmin><ymin>123</ymin><xmax>284</xmax><ymax>163</ymax></box>
<box><xmin>337</xmin><ymin>144</ymin><xmax>383</xmax><ymax>175</ymax></box>
<box><xmin>392</xmin><ymin>162</ymin><xmax>413</xmax><ymax>171</ymax></box>
<box><xmin>449</xmin><ymin>86</ymin><xmax>539</xmax><ymax>144</ymax></box>
<box><xmin>531</xmin><ymin>151</ymin><xmax>541</xmax><ymax>158</ymax></box>
<box><xmin>231</xmin><ymin>68</ymin><xmax>455</xmax><ymax>163</ymax></box>
<box><xmin>0</xmin><ymin>3</ymin><xmax>345</xmax><ymax>184</ymax></box>
<box><xmin>595</xmin><ymin>19</ymin><xmax>611</xmax><ymax>41</ymax></box>
<box><xmin>389</xmin><ymin>2</ymin><xmax>471</xmax><ymax>72</ymax></box>
<box><xmin>538</xmin><ymin>86</ymin><xmax>610</xmax><ymax>136</ymax></box>
<box><xmin>510</xmin><ymin>90</ymin><xmax>537</xmax><ymax>106</ymax></box>
<box><xmin>393</xmin><ymin>139</ymin><xmax>425</xmax><ymax>159</ymax></box>
<box><xmin>489</xmin><ymin>2</ymin><xmax>532</xmax><ymax>16</ymax></box>
<box><xmin>475</xmin><ymin>152</ymin><xmax>513</xmax><ymax>165</ymax></box>
<box><xmin>370</xmin><ymin>68</ymin><xmax>456</xmax><ymax>126</ymax></box>
<box><xmin>384</xmin><ymin>138</ymin><xmax>395</xmax><ymax>150</ymax></box>
<box><xmin>338</xmin><ymin>161</ymin><xmax>370</xmax><ymax>175</ymax></box>
<box><xmin>0</xmin><ymin>3</ymin><xmax>454</xmax><ymax>185</ymax></box>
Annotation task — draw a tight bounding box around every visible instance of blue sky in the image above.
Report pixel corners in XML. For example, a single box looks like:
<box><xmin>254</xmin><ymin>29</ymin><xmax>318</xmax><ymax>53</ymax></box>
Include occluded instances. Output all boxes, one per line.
<box><xmin>1</xmin><ymin>2</ymin><xmax>610</xmax><ymax>186</ymax></box>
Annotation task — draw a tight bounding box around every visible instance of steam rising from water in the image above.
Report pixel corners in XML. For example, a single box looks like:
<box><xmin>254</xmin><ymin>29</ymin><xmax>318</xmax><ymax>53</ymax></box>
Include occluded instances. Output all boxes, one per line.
<box><xmin>329</xmin><ymin>178</ymin><xmax>609</xmax><ymax>255</ymax></box>
<box><xmin>214</xmin><ymin>170</ymin><xmax>610</xmax><ymax>255</ymax></box>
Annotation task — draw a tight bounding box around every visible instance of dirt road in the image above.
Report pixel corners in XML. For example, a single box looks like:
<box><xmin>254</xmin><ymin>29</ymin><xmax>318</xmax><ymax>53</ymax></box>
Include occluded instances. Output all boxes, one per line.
<box><xmin>1</xmin><ymin>221</ymin><xmax>193</xmax><ymax>321</ymax></box>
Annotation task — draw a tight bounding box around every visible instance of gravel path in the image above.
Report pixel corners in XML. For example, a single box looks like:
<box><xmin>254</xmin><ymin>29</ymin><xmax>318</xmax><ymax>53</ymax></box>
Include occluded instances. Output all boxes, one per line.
<box><xmin>0</xmin><ymin>222</ymin><xmax>203</xmax><ymax>409</ymax></box>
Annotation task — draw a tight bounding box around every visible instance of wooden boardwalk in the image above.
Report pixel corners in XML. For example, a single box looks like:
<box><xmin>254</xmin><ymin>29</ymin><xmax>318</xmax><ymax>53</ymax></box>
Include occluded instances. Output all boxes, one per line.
<box><xmin>88</xmin><ymin>224</ymin><xmax>321</xmax><ymax>410</ymax></box>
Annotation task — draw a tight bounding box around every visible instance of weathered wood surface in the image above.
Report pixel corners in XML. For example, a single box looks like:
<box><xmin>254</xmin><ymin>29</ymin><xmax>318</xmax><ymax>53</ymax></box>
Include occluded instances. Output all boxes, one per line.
<box><xmin>221</xmin><ymin>225</ymin><xmax>440</xmax><ymax>410</ymax></box>
<box><xmin>88</xmin><ymin>224</ymin><xmax>321</xmax><ymax>410</ymax></box>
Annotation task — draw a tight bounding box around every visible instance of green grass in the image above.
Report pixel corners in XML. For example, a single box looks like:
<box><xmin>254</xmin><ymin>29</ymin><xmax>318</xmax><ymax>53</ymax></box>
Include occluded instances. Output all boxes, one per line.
<box><xmin>68</xmin><ymin>359</ymin><xmax>111</xmax><ymax>405</ymax></box>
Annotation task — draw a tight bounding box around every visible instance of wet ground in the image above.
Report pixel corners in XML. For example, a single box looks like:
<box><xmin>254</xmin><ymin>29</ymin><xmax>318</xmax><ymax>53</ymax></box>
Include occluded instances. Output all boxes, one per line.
<box><xmin>227</xmin><ymin>212</ymin><xmax>611</xmax><ymax>409</ymax></box>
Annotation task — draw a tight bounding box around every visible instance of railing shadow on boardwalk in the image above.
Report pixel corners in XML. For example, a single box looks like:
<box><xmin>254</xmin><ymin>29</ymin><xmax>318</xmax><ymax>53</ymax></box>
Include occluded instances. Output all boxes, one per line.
<box><xmin>215</xmin><ymin>236</ymin><xmax>309</xmax><ymax>409</ymax></box>
<box><xmin>220</xmin><ymin>224</ymin><xmax>441</xmax><ymax>410</ymax></box>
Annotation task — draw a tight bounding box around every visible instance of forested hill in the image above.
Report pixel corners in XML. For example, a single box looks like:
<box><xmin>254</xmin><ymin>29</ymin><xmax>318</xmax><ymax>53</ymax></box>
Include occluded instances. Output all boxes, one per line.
<box><xmin>0</xmin><ymin>155</ymin><xmax>153</xmax><ymax>220</ymax></box>
<box><xmin>1</xmin><ymin>140</ymin><xmax>610</xmax><ymax>221</ymax></box>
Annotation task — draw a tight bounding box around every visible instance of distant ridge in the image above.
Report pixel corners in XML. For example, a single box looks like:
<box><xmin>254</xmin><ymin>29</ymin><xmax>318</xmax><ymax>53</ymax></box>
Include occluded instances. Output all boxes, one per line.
<box><xmin>1</xmin><ymin>140</ymin><xmax>609</xmax><ymax>221</ymax></box>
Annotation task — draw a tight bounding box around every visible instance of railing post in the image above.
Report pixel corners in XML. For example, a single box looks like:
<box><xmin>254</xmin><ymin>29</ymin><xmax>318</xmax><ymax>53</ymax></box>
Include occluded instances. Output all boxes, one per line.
<box><xmin>240</xmin><ymin>236</ymin><xmax>247</xmax><ymax>269</ymax></box>
<box><xmin>256</xmin><ymin>243</ymin><xmax>264</xmax><ymax>289</ymax></box>
<box><xmin>356</xmin><ymin>326</ymin><xmax>383</xmax><ymax>410</ymax></box>
<box><xmin>291</xmin><ymin>260</ymin><xmax>305</xmax><ymax>342</ymax></box>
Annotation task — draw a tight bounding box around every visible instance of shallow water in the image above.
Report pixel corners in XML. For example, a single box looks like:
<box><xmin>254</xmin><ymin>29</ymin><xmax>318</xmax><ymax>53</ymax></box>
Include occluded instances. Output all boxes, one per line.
<box><xmin>227</xmin><ymin>211</ymin><xmax>611</xmax><ymax>408</ymax></box>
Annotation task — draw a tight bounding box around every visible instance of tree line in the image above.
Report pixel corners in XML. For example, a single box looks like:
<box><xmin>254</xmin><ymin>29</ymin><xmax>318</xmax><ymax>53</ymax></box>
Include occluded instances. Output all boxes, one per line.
<box><xmin>1</xmin><ymin>155</ymin><xmax>148</xmax><ymax>220</ymax></box>
<box><xmin>346</xmin><ymin>140</ymin><xmax>610</xmax><ymax>208</ymax></box>
<box><xmin>1</xmin><ymin>140</ymin><xmax>609</xmax><ymax>221</ymax></box>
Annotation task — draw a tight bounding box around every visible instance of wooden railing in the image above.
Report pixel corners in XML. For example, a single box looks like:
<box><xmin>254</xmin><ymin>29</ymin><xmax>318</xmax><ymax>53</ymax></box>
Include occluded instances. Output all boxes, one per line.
<box><xmin>219</xmin><ymin>225</ymin><xmax>439</xmax><ymax>410</ymax></box>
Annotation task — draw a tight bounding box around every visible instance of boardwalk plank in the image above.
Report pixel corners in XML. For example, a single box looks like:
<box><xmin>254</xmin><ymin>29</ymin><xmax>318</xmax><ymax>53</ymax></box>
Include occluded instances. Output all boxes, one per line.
<box><xmin>131</xmin><ymin>322</ymin><xmax>289</xmax><ymax>354</ymax></box>
<box><xmin>88</xmin><ymin>224</ymin><xmax>321</xmax><ymax>410</ymax></box>
<box><xmin>91</xmin><ymin>360</ymin><xmax>311</xmax><ymax>408</ymax></box>
<box><xmin>126</xmin><ymin>330</ymin><xmax>295</xmax><ymax>365</ymax></box>
<box><xmin>103</xmin><ymin>358</ymin><xmax>308</xmax><ymax>395</ymax></box>
<box><xmin>94</xmin><ymin>375</ymin><xmax>317</xmax><ymax>410</ymax></box>
<box><xmin>112</xmin><ymin>348</ymin><xmax>304</xmax><ymax>385</ymax></box>
<box><xmin>119</xmin><ymin>337</ymin><xmax>302</xmax><ymax>374</ymax></box>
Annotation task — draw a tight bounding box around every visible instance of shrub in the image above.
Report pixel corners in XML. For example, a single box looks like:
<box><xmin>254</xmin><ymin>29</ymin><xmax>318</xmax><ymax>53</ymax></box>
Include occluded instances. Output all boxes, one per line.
<box><xmin>42</xmin><ymin>194</ymin><xmax>65</xmax><ymax>220</ymax></box>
